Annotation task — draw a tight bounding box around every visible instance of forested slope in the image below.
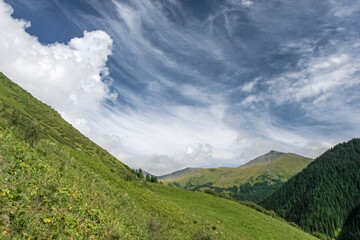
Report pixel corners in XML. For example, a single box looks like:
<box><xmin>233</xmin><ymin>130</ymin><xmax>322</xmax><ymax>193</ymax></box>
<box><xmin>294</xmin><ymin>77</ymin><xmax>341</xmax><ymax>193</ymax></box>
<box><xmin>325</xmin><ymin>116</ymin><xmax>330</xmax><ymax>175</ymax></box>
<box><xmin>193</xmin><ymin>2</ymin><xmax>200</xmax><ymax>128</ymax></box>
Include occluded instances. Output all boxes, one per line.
<box><xmin>261</xmin><ymin>138</ymin><xmax>360</xmax><ymax>238</ymax></box>
<box><xmin>337</xmin><ymin>204</ymin><xmax>360</xmax><ymax>240</ymax></box>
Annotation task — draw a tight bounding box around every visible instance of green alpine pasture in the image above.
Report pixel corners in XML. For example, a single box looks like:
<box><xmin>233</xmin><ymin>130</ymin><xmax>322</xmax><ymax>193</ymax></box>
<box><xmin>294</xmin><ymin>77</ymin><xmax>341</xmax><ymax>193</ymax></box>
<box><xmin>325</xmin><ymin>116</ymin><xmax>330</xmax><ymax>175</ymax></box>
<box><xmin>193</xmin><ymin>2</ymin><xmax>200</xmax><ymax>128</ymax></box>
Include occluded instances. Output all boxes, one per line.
<box><xmin>0</xmin><ymin>72</ymin><xmax>316</xmax><ymax>239</ymax></box>
<box><xmin>153</xmin><ymin>184</ymin><xmax>316</xmax><ymax>240</ymax></box>
<box><xmin>161</xmin><ymin>153</ymin><xmax>312</xmax><ymax>203</ymax></box>
<box><xmin>161</xmin><ymin>153</ymin><xmax>312</xmax><ymax>188</ymax></box>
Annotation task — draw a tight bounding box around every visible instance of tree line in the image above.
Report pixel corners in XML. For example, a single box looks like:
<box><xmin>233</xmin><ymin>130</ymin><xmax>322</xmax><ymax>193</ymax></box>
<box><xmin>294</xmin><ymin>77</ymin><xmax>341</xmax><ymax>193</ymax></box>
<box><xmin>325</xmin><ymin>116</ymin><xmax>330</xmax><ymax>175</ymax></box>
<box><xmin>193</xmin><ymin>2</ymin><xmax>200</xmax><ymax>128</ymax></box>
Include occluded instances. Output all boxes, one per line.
<box><xmin>132</xmin><ymin>168</ymin><xmax>159</xmax><ymax>183</ymax></box>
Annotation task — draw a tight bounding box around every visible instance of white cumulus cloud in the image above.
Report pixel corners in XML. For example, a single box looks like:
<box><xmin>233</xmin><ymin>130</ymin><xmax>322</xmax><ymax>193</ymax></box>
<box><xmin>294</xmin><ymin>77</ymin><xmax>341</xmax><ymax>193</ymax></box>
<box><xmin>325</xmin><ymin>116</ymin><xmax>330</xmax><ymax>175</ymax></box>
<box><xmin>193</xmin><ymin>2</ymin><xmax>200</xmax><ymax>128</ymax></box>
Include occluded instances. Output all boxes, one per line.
<box><xmin>0</xmin><ymin>0</ymin><xmax>114</xmax><ymax>122</ymax></box>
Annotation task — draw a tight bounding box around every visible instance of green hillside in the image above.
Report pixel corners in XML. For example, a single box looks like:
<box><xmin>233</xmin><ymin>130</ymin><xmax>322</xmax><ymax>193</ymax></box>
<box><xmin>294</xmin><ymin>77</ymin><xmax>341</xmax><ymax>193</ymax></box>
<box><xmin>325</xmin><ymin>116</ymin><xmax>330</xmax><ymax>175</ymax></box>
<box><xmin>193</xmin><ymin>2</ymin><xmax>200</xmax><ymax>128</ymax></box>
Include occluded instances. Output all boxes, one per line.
<box><xmin>0</xmin><ymin>72</ymin><xmax>316</xmax><ymax>239</ymax></box>
<box><xmin>160</xmin><ymin>152</ymin><xmax>312</xmax><ymax>203</ymax></box>
<box><xmin>158</xmin><ymin>167</ymin><xmax>199</xmax><ymax>180</ymax></box>
<box><xmin>152</xmin><ymin>184</ymin><xmax>316</xmax><ymax>240</ymax></box>
<box><xmin>261</xmin><ymin>138</ymin><xmax>360</xmax><ymax>238</ymax></box>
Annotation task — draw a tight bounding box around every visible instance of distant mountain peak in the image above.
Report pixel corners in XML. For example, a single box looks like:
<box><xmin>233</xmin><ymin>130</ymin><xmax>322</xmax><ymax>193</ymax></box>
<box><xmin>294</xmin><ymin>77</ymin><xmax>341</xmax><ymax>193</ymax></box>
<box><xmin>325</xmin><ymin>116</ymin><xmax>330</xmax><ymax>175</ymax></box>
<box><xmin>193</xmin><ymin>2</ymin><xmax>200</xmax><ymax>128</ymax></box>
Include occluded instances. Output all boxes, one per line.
<box><xmin>269</xmin><ymin>150</ymin><xmax>280</xmax><ymax>153</ymax></box>
<box><xmin>158</xmin><ymin>167</ymin><xmax>200</xmax><ymax>179</ymax></box>
<box><xmin>240</xmin><ymin>150</ymin><xmax>286</xmax><ymax>168</ymax></box>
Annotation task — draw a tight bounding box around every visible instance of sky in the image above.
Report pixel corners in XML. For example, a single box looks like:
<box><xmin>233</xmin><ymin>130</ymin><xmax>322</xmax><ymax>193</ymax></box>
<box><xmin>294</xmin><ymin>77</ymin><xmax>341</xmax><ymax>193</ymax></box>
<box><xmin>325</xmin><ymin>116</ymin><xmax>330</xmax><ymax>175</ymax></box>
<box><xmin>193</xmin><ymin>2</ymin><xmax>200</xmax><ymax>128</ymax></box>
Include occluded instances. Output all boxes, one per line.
<box><xmin>0</xmin><ymin>0</ymin><xmax>359</xmax><ymax>175</ymax></box>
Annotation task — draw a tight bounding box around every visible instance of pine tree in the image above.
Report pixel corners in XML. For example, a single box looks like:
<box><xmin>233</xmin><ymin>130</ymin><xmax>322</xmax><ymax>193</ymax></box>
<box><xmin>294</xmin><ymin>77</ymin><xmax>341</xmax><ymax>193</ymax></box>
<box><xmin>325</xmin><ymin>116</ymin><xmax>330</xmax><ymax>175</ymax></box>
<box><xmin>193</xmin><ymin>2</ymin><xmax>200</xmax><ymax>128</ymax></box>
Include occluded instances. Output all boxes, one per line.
<box><xmin>138</xmin><ymin>168</ymin><xmax>144</xmax><ymax>179</ymax></box>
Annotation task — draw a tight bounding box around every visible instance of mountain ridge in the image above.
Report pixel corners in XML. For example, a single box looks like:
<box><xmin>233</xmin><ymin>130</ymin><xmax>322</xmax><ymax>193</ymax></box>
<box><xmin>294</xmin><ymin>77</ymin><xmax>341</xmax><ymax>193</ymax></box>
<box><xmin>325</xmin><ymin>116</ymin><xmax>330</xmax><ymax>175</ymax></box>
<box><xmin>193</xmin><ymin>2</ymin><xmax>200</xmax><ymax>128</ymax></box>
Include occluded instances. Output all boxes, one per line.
<box><xmin>158</xmin><ymin>167</ymin><xmax>200</xmax><ymax>179</ymax></box>
<box><xmin>240</xmin><ymin>150</ymin><xmax>286</xmax><ymax>168</ymax></box>
<box><xmin>158</xmin><ymin>150</ymin><xmax>291</xmax><ymax>179</ymax></box>
<box><xmin>160</xmin><ymin>151</ymin><xmax>312</xmax><ymax>203</ymax></box>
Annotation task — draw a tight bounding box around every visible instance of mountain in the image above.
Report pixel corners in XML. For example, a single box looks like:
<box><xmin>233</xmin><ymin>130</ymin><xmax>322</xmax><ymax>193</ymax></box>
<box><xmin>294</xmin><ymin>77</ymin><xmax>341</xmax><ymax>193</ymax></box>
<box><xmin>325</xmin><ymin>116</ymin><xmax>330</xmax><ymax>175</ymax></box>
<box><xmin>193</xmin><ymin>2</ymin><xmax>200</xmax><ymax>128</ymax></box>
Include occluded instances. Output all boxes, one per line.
<box><xmin>240</xmin><ymin>150</ymin><xmax>285</xmax><ymax>168</ymax></box>
<box><xmin>158</xmin><ymin>167</ymin><xmax>200</xmax><ymax>179</ymax></box>
<box><xmin>160</xmin><ymin>152</ymin><xmax>312</xmax><ymax>203</ymax></box>
<box><xmin>261</xmin><ymin>138</ymin><xmax>360</xmax><ymax>238</ymax></box>
<box><xmin>0</xmin><ymin>72</ymin><xmax>316</xmax><ymax>239</ymax></box>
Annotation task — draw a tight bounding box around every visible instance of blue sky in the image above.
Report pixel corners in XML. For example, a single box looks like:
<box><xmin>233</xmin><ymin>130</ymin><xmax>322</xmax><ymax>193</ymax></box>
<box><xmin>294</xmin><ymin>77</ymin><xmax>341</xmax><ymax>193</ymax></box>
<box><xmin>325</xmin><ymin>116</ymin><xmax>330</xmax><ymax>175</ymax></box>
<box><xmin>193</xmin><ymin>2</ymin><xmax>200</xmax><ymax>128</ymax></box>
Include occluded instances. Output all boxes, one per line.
<box><xmin>1</xmin><ymin>0</ymin><xmax>359</xmax><ymax>175</ymax></box>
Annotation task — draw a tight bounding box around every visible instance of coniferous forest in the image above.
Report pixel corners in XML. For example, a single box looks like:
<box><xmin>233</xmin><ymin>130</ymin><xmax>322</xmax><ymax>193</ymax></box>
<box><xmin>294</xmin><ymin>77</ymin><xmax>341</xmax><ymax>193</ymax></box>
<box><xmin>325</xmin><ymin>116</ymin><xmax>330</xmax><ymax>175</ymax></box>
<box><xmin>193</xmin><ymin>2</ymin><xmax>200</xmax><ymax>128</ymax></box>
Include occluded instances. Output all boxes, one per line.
<box><xmin>180</xmin><ymin>179</ymin><xmax>284</xmax><ymax>204</ymax></box>
<box><xmin>337</xmin><ymin>204</ymin><xmax>360</xmax><ymax>240</ymax></box>
<box><xmin>261</xmin><ymin>138</ymin><xmax>360</xmax><ymax>238</ymax></box>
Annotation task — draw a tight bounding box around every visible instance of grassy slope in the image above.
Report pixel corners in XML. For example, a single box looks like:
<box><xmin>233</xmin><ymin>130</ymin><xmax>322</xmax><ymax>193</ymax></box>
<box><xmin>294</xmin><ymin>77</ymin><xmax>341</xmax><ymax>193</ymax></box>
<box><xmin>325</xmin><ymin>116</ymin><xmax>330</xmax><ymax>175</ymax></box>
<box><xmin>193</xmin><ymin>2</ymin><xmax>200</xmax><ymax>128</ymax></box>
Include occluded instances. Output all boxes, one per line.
<box><xmin>0</xmin><ymin>73</ymin><xmax>315</xmax><ymax>239</ymax></box>
<box><xmin>161</xmin><ymin>153</ymin><xmax>312</xmax><ymax>188</ymax></box>
<box><xmin>152</xmin><ymin>184</ymin><xmax>316</xmax><ymax>240</ymax></box>
<box><xmin>158</xmin><ymin>168</ymin><xmax>199</xmax><ymax>180</ymax></box>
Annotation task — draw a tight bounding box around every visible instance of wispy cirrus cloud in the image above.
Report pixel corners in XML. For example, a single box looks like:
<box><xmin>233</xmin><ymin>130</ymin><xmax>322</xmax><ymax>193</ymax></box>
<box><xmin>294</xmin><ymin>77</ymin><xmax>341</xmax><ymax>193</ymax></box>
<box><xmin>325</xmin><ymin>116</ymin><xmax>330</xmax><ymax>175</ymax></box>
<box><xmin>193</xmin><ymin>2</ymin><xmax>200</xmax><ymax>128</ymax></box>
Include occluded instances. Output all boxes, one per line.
<box><xmin>1</xmin><ymin>0</ymin><xmax>360</xmax><ymax>174</ymax></box>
